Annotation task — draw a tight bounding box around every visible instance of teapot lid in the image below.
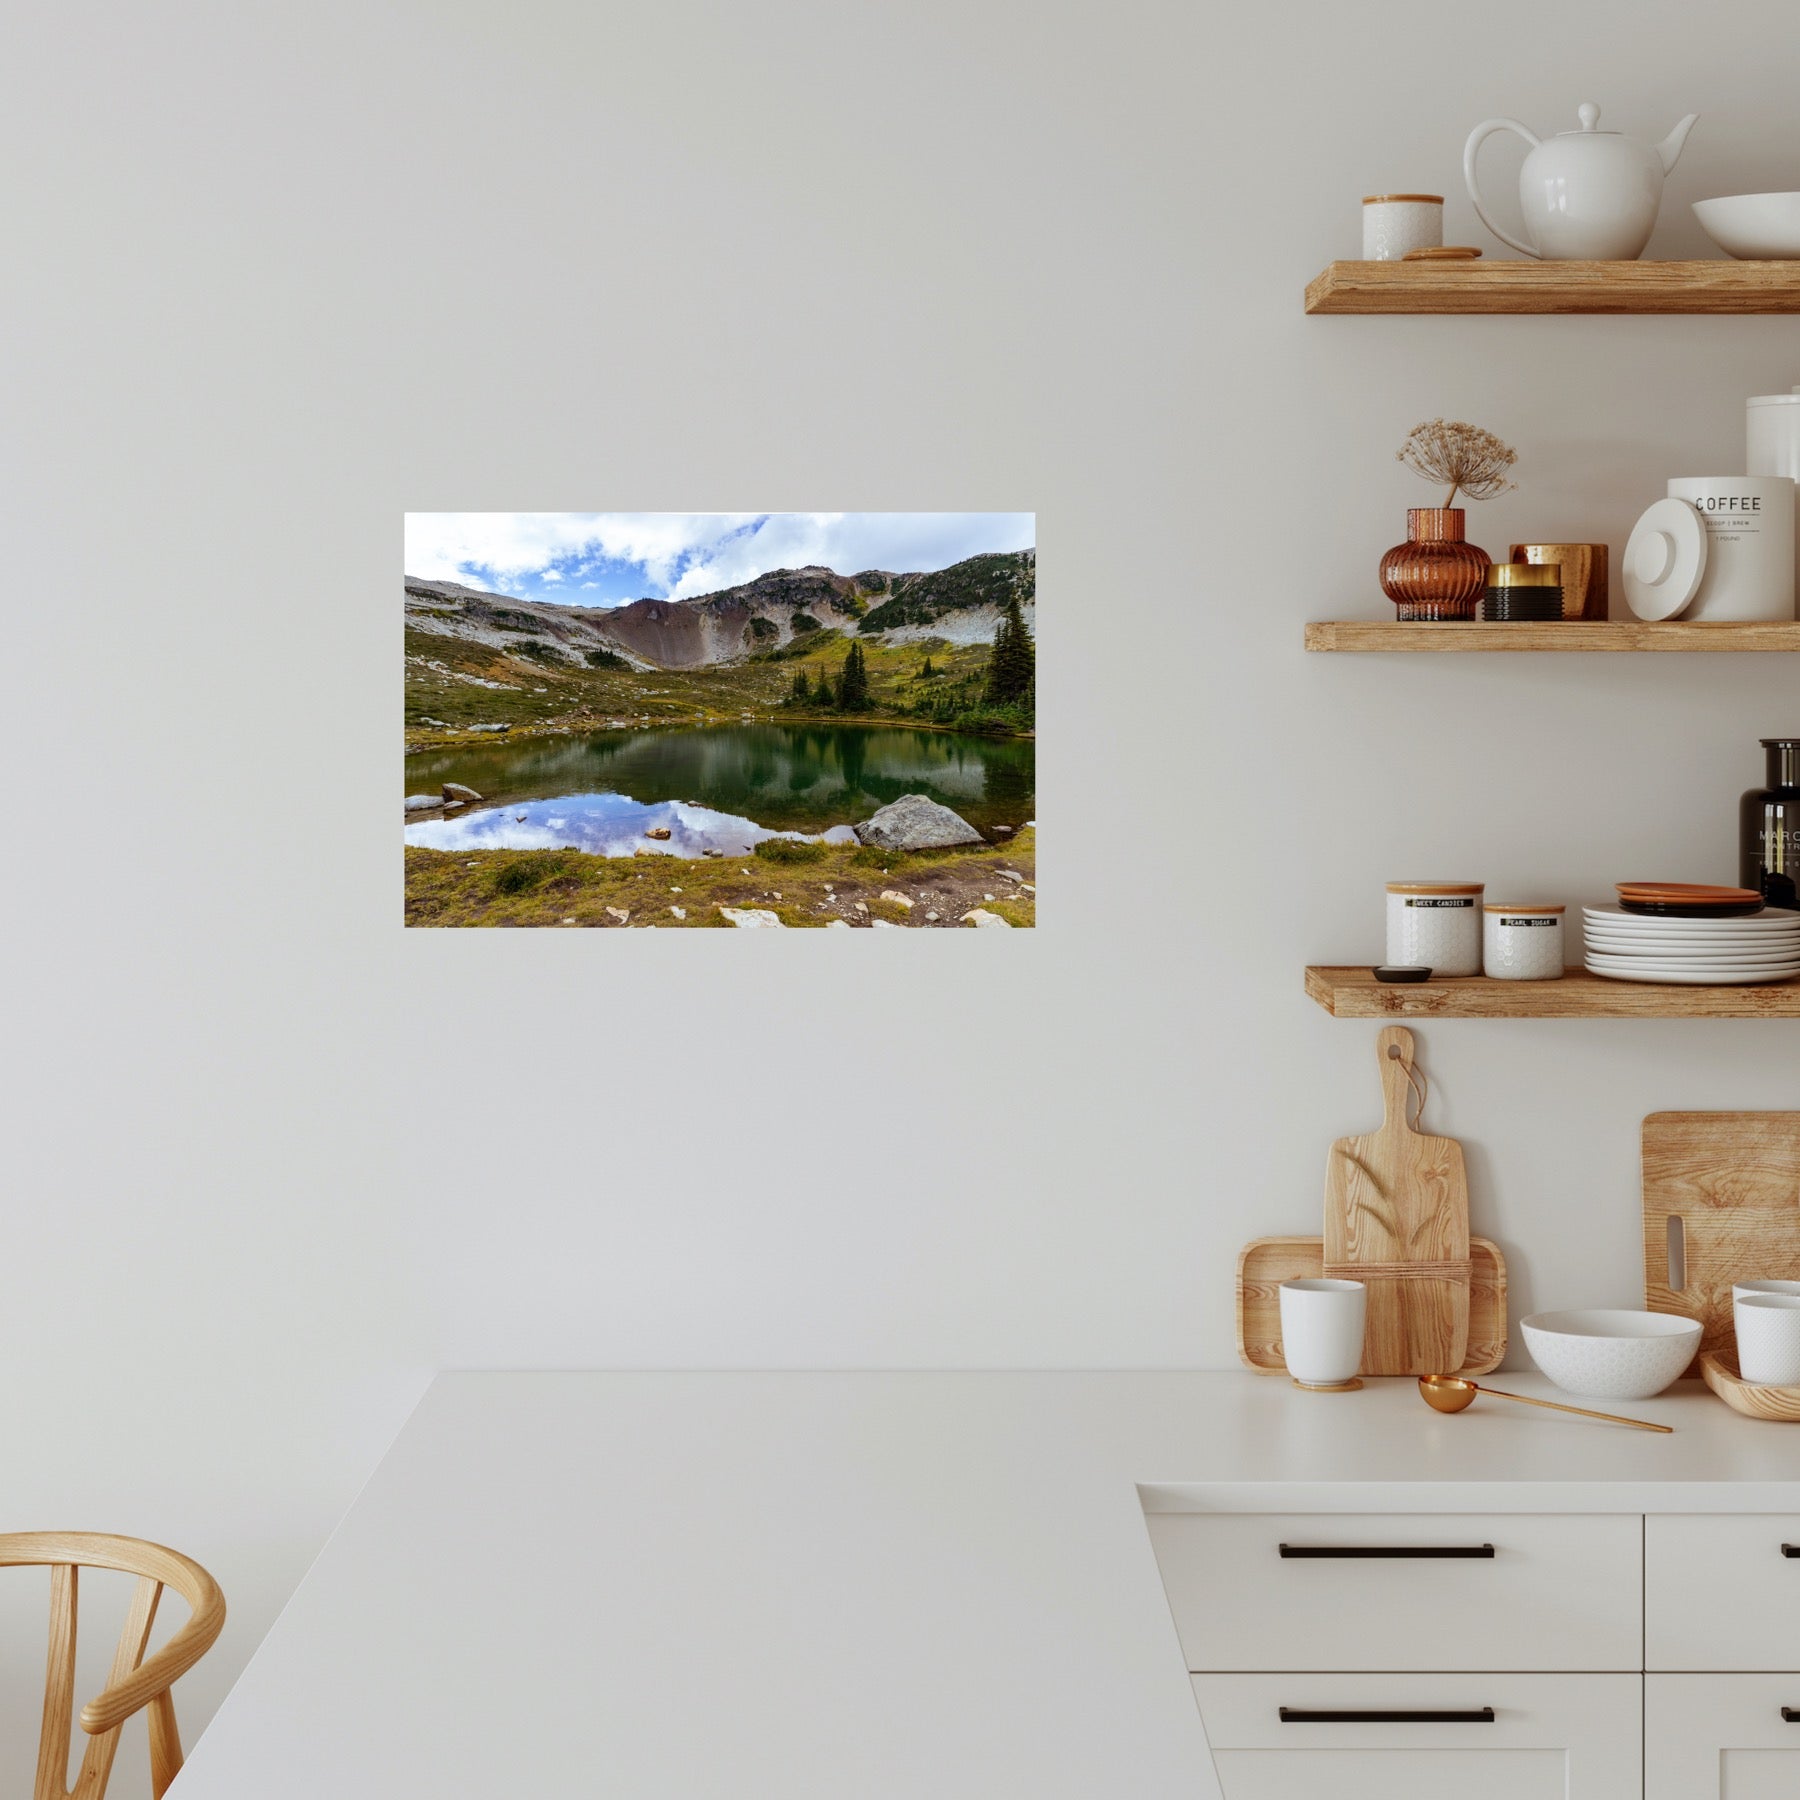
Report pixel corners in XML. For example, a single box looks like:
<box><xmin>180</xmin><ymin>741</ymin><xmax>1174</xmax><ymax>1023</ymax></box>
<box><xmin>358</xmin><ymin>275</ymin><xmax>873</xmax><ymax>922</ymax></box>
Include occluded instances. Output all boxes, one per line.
<box><xmin>1555</xmin><ymin>102</ymin><xmax>1618</xmax><ymax>137</ymax></box>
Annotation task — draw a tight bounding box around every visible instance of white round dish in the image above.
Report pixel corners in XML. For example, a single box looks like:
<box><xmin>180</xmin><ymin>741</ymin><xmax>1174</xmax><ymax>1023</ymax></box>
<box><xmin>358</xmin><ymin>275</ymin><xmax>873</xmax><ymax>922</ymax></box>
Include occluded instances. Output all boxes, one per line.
<box><xmin>1585</xmin><ymin>959</ymin><xmax>1800</xmax><ymax>985</ymax></box>
<box><xmin>1581</xmin><ymin>905</ymin><xmax>1799</xmax><ymax>930</ymax></box>
<box><xmin>1734</xmin><ymin>1280</ymin><xmax>1800</xmax><ymax>1303</ymax></box>
<box><xmin>1584</xmin><ymin>947</ymin><xmax>1800</xmax><ymax>966</ymax></box>
<box><xmin>1584</xmin><ymin>924</ymin><xmax>1800</xmax><ymax>942</ymax></box>
<box><xmin>1521</xmin><ymin>1309</ymin><xmax>1701</xmax><ymax>1400</ymax></box>
<box><xmin>1583</xmin><ymin>914</ymin><xmax>1800</xmax><ymax>932</ymax></box>
<box><xmin>1584</xmin><ymin>935</ymin><xmax>1800</xmax><ymax>951</ymax></box>
<box><xmin>1693</xmin><ymin>192</ymin><xmax>1800</xmax><ymax>260</ymax></box>
<box><xmin>1582</xmin><ymin>917</ymin><xmax>1800</xmax><ymax>934</ymax></box>
<box><xmin>1623</xmin><ymin>497</ymin><xmax>1708</xmax><ymax>620</ymax></box>
<box><xmin>1582</xmin><ymin>937</ymin><xmax>1800</xmax><ymax>960</ymax></box>
<box><xmin>1585</xmin><ymin>956</ymin><xmax>1800</xmax><ymax>972</ymax></box>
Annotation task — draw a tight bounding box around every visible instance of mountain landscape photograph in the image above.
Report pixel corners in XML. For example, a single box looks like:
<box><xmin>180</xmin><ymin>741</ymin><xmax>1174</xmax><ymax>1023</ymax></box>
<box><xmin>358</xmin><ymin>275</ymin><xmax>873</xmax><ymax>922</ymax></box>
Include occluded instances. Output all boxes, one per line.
<box><xmin>404</xmin><ymin>513</ymin><xmax>1036</xmax><ymax>927</ymax></box>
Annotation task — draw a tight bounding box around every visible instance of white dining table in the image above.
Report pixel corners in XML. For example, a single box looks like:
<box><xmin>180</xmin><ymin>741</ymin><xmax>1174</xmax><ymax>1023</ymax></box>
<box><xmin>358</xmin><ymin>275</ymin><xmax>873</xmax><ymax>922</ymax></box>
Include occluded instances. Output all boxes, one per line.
<box><xmin>167</xmin><ymin>1370</ymin><xmax>1800</xmax><ymax>1798</ymax></box>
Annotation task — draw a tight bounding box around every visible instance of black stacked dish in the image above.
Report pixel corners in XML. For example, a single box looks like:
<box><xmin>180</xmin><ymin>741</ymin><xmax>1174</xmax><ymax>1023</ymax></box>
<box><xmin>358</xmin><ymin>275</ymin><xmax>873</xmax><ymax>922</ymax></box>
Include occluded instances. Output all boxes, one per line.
<box><xmin>1480</xmin><ymin>562</ymin><xmax>1563</xmax><ymax>622</ymax></box>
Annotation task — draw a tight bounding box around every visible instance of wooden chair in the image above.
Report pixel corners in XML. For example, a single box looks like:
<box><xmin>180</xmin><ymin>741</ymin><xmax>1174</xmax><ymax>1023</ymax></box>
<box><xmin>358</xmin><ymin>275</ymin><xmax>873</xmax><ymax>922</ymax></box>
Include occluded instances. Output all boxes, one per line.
<box><xmin>0</xmin><ymin>1533</ymin><xmax>225</xmax><ymax>1800</ymax></box>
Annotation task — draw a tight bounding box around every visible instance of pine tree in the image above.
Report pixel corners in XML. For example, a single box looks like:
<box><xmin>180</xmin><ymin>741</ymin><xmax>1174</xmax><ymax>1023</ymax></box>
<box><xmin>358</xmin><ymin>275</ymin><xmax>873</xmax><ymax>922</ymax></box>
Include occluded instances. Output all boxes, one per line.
<box><xmin>790</xmin><ymin>666</ymin><xmax>810</xmax><ymax>704</ymax></box>
<box><xmin>837</xmin><ymin>641</ymin><xmax>871</xmax><ymax>711</ymax></box>
<box><xmin>920</xmin><ymin>655</ymin><xmax>935</xmax><ymax>679</ymax></box>
<box><xmin>814</xmin><ymin>666</ymin><xmax>834</xmax><ymax>708</ymax></box>
<box><xmin>984</xmin><ymin>594</ymin><xmax>1034</xmax><ymax>706</ymax></box>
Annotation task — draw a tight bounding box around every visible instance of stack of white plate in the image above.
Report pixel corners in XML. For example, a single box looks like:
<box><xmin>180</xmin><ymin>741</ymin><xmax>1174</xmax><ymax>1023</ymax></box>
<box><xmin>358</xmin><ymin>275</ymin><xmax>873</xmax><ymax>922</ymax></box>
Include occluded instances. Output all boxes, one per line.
<box><xmin>1583</xmin><ymin>905</ymin><xmax>1800</xmax><ymax>984</ymax></box>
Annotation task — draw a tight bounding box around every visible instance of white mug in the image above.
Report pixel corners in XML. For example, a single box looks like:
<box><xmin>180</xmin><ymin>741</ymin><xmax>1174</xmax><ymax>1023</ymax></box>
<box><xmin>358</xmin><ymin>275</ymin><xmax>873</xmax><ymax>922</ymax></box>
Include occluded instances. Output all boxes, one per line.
<box><xmin>1734</xmin><ymin>1293</ymin><xmax>1800</xmax><ymax>1387</ymax></box>
<box><xmin>1279</xmin><ymin>1278</ymin><xmax>1367</xmax><ymax>1389</ymax></box>
<box><xmin>1734</xmin><ymin>1280</ymin><xmax>1800</xmax><ymax>1304</ymax></box>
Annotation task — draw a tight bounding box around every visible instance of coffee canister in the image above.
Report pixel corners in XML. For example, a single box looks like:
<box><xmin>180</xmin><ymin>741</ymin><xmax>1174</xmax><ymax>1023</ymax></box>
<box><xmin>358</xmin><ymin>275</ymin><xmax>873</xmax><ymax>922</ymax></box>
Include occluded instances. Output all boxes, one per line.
<box><xmin>1387</xmin><ymin>881</ymin><xmax>1483</xmax><ymax>976</ymax></box>
<box><xmin>1748</xmin><ymin>386</ymin><xmax>1800</xmax><ymax>480</ymax></box>
<box><xmin>1747</xmin><ymin>386</ymin><xmax>1800</xmax><ymax>606</ymax></box>
<box><xmin>1665</xmin><ymin>475</ymin><xmax>1796</xmax><ymax>621</ymax></box>
<box><xmin>1483</xmin><ymin>903</ymin><xmax>1565</xmax><ymax>981</ymax></box>
<box><xmin>1363</xmin><ymin>194</ymin><xmax>1443</xmax><ymax>261</ymax></box>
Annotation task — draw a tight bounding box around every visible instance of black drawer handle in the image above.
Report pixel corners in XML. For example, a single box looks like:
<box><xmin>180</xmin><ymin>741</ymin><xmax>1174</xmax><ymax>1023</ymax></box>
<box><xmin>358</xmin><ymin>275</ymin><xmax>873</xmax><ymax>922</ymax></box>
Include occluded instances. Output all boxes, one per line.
<box><xmin>1279</xmin><ymin>1543</ymin><xmax>1496</xmax><ymax>1559</ymax></box>
<box><xmin>1280</xmin><ymin>1706</ymin><xmax>1496</xmax><ymax>1724</ymax></box>
<box><xmin>1784</xmin><ymin>1707</ymin><xmax>1800</xmax><ymax>1723</ymax></box>
<box><xmin>1783</xmin><ymin>1544</ymin><xmax>1799</xmax><ymax>1558</ymax></box>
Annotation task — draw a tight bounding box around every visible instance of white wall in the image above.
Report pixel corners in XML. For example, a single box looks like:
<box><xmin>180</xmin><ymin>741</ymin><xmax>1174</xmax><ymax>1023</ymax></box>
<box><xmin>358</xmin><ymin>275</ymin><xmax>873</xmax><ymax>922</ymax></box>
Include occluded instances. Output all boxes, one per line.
<box><xmin>4</xmin><ymin>0</ymin><xmax>1798</xmax><ymax>1773</ymax></box>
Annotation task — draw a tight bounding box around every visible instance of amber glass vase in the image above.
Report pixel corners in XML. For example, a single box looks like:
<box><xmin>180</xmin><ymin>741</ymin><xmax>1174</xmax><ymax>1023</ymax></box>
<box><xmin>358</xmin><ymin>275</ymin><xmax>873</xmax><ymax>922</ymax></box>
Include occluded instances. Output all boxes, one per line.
<box><xmin>1379</xmin><ymin>508</ymin><xmax>1491</xmax><ymax>620</ymax></box>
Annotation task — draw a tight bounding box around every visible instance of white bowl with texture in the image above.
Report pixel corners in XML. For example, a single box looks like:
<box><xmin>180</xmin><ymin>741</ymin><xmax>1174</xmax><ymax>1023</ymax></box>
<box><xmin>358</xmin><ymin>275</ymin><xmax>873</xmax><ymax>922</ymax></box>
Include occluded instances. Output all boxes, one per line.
<box><xmin>1693</xmin><ymin>193</ymin><xmax>1800</xmax><ymax>260</ymax></box>
<box><xmin>1521</xmin><ymin>1309</ymin><xmax>1701</xmax><ymax>1400</ymax></box>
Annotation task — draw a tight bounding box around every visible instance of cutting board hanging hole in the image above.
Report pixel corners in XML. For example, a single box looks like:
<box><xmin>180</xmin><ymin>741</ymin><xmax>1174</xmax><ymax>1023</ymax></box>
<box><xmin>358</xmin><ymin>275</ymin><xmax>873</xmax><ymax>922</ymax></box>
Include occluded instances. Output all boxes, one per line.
<box><xmin>1385</xmin><ymin>1039</ymin><xmax>1430</xmax><ymax>1129</ymax></box>
<box><xmin>1666</xmin><ymin>1214</ymin><xmax>1687</xmax><ymax>1293</ymax></box>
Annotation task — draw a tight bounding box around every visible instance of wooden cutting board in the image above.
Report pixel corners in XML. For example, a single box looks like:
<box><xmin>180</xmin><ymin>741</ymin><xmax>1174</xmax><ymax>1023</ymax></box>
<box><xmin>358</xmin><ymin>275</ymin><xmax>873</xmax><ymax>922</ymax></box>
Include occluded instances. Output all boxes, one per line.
<box><xmin>1236</xmin><ymin>1235</ymin><xmax>1507</xmax><ymax>1377</ymax></box>
<box><xmin>1322</xmin><ymin>1025</ymin><xmax>1472</xmax><ymax>1374</ymax></box>
<box><xmin>1642</xmin><ymin>1110</ymin><xmax>1800</xmax><ymax>1373</ymax></box>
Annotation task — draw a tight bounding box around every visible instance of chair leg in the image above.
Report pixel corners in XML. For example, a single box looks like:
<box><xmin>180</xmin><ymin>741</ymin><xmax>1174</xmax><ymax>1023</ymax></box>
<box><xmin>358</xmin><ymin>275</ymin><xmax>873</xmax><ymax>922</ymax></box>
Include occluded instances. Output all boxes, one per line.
<box><xmin>148</xmin><ymin>1692</ymin><xmax>183</xmax><ymax>1800</ymax></box>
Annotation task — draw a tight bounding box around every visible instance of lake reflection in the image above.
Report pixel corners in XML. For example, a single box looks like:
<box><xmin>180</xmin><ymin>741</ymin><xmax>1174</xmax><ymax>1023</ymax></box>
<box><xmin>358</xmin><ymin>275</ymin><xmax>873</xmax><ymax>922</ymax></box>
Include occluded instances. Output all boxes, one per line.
<box><xmin>404</xmin><ymin>722</ymin><xmax>1034</xmax><ymax>849</ymax></box>
<box><xmin>407</xmin><ymin>794</ymin><xmax>856</xmax><ymax>860</ymax></box>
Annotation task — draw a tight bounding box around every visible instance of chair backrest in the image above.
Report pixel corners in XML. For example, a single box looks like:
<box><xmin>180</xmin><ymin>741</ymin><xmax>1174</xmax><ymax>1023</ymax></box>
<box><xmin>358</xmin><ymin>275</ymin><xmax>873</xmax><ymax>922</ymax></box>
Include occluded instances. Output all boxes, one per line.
<box><xmin>0</xmin><ymin>1533</ymin><xmax>225</xmax><ymax>1800</ymax></box>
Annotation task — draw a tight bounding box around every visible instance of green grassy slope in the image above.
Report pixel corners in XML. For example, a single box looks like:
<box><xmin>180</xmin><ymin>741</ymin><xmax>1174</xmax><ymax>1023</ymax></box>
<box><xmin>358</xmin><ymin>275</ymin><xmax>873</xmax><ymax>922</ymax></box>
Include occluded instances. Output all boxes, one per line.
<box><xmin>405</xmin><ymin>630</ymin><xmax>1025</xmax><ymax>749</ymax></box>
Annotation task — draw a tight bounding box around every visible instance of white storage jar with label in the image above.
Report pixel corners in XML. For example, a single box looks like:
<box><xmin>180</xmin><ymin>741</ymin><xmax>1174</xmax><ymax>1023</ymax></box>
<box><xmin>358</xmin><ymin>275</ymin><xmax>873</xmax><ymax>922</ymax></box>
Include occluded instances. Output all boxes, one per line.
<box><xmin>1483</xmin><ymin>902</ymin><xmax>1565</xmax><ymax>980</ymax></box>
<box><xmin>1386</xmin><ymin>881</ymin><xmax>1483</xmax><ymax>975</ymax></box>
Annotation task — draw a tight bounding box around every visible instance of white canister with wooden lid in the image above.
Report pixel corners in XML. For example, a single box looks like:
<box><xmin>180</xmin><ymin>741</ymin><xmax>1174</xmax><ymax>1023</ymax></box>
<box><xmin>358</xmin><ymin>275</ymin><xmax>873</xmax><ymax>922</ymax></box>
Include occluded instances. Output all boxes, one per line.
<box><xmin>1362</xmin><ymin>194</ymin><xmax>1443</xmax><ymax>261</ymax></box>
<box><xmin>1483</xmin><ymin>903</ymin><xmax>1565</xmax><ymax>980</ymax></box>
<box><xmin>1748</xmin><ymin>386</ymin><xmax>1800</xmax><ymax>607</ymax></box>
<box><xmin>1386</xmin><ymin>881</ymin><xmax>1483</xmax><ymax>975</ymax></box>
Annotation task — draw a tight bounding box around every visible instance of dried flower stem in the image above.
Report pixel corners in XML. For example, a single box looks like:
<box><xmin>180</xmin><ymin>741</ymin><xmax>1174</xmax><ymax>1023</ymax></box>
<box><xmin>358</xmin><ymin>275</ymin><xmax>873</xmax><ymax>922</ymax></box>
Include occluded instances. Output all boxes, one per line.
<box><xmin>1396</xmin><ymin>419</ymin><xmax>1518</xmax><ymax>508</ymax></box>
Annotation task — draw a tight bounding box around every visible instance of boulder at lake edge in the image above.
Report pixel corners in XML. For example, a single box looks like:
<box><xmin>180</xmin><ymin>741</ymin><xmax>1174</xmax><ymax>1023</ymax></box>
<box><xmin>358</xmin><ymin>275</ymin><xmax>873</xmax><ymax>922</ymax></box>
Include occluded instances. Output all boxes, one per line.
<box><xmin>853</xmin><ymin>793</ymin><xmax>984</xmax><ymax>851</ymax></box>
<box><xmin>442</xmin><ymin>782</ymin><xmax>482</xmax><ymax>802</ymax></box>
<box><xmin>405</xmin><ymin>794</ymin><xmax>441</xmax><ymax>812</ymax></box>
<box><xmin>720</xmin><ymin>907</ymin><xmax>784</xmax><ymax>929</ymax></box>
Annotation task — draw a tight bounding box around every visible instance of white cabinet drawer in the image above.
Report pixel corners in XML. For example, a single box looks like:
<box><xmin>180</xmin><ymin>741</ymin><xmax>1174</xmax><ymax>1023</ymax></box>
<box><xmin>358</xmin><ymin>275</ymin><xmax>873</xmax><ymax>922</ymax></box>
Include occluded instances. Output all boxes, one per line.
<box><xmin>1194</xmin><ymin>1672</ymin><xmax>1642</xmax><ymax>1800</ymax></box>
<box><xmin>1646</xmin><ymin>1514</ymin><xmax>1800</xmax><ymax>1670</ymax></box>
<box><xmin>1147</xmin><ymin>1512</ymin><xmax>1641</xmax><ymax>1672</ymax></box>
<box><xmin>1645</xmin><ymin>1675</ymin><xmax>1800</xmax><ymax>1800</ymax></box>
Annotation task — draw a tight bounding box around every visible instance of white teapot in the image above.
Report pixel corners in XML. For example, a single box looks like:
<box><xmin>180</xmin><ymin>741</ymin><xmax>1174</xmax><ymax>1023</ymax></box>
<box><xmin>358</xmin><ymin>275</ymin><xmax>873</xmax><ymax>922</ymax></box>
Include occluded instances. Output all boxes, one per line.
<box><xmin>1464</xmin><ymin>102</ymin><xmax>1698</xmax><ymax>260</ymax></box>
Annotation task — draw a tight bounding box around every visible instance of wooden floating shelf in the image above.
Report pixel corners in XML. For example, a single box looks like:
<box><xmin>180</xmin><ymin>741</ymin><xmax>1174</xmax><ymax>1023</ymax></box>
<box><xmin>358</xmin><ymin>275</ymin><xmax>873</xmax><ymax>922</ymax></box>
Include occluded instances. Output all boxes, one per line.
<box><xmin>1305</xmin><ymin>966</ymin><xmax>1800</xmax><ymax>1020</ymax></box>
<box><xmin>1305</xmin><ymin>620</ymin><xmax>1800</xmax><ymax>653</ymax></box>
<box><xmin>1305</xmin><ymin>259</ymin><xmax>1800</xmax><ymax>316</ymax></box>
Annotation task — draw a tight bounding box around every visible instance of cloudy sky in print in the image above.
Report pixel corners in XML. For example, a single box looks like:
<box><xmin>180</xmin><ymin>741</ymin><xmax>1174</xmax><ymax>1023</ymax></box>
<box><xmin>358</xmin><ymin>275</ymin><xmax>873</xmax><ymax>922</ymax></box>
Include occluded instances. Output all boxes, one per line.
<box><xmin>404</xmin><ymin>513</ymin><xmax>1036</xmax><ymax>606</ymax></box>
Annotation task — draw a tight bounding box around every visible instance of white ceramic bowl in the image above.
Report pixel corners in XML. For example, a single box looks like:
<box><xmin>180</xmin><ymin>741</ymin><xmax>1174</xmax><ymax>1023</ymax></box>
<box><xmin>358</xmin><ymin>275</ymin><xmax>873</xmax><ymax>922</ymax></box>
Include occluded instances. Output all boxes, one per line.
<box><xmin>1693</xmin><ymin>193</ymin><xmax>1800</xmax><ymax>260</ymax></box>
<box><xmin>1521</xmin><ymin>1309</ymin><xmax>1701</xmax><ymax>1400</ymax></box>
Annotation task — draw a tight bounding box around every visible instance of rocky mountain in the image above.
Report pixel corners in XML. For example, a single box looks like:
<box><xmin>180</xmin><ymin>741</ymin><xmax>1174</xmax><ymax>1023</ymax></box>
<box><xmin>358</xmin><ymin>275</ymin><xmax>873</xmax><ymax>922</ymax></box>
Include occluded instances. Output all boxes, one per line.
<box><xmin>404</xmin><ymin>548</ymin><xmax>1034</xmax><ymax>672</ymax></box>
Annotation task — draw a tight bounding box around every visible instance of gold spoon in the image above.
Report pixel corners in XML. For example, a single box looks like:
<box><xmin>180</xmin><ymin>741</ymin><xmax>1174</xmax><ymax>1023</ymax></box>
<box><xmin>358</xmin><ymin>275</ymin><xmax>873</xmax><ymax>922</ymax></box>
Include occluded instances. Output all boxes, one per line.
<box><xmin>1419</xmin><ymin>1374</ymin><xmax>1672</xmax><ymax>1434</ymax></box>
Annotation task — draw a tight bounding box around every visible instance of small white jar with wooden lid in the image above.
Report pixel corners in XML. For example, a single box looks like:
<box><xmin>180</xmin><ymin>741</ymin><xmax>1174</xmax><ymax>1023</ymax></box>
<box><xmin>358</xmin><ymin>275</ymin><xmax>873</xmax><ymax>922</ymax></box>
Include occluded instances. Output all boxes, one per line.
<box><xmin>1386</xmin><ymin>881</ymin><xmax>1483</xmax><ymax>975</ymax></box>
<box><xmin>1362</xmin><ymin>194</ymin><xmax>1443</xmax><ymax>260</ymax></box>
<box><xmin>1483</xmin><ymin>903</ymin><xmax>1565</xmax><ymax>980</ymax></box>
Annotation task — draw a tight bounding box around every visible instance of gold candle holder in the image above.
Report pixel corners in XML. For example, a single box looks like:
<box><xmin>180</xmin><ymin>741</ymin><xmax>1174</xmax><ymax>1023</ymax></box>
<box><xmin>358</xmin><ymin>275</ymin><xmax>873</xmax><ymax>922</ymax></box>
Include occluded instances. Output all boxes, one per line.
<box><xmin>1509</xmin><ymin>542</ymin><xmax>1609</xmax><ymax>620</ymax></box>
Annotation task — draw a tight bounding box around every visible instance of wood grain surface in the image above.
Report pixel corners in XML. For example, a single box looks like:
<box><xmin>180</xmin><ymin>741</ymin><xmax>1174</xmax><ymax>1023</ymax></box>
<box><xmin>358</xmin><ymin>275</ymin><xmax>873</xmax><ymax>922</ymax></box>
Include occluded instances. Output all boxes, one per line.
<box><xmin>1304</xmin><ymin>620</ymin><xmax>1800</xmax><ymax>652</ymax></box>
<box><xmin>1643</xmin><ymin>1112</ymin><xmax>1800</xmax><ymax>1377</ymax></box>
<box><xmin>1305</xmin><ymin>259</ymin><xmax>1800</xmax><ymax>315</ymax></box>
<box><xmin>1236</xmin><ymin>1233</ymin><xmax>1507</xmax><ymax>1376</ymax></box>
<box><xmin>1699</xmin><ymin>1350</ymin><xmax>1800</xmax><ymax>1423</ymax></box>
<box><xmin>1321</xmin><ymin>1026</ymin><xmax>1472</xmax><ymax>1374</ymax></box>
<box><xmin>1306</xmin><ymin>966</ymin><xmax>1800</xmax><ymax>1018</ymax></box>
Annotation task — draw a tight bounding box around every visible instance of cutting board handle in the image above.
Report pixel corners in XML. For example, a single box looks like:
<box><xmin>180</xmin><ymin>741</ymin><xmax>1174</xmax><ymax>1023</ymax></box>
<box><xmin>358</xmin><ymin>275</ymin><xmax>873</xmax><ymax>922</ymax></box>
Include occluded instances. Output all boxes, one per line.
<box><xmin>1376</xmin><ymin>1026</ymin><xmax>1420</xmax><ymax>1134</ymax></box>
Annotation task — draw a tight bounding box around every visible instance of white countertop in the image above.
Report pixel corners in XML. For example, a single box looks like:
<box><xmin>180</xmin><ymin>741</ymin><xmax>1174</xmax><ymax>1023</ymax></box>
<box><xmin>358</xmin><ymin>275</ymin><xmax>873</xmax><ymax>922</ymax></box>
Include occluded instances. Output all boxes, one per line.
<box><xmin>169</xmin><ymin>1372</ymin><xmax>1800</xmax><ymax>1799</ymax></box>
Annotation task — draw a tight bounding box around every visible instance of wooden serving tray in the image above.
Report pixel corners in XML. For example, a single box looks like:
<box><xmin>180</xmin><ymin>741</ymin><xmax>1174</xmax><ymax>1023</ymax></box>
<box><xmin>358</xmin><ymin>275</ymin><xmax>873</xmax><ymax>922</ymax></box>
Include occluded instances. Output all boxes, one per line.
<box><xmin>1642</xmin><ymin>1111</ymin><xmax>1800</xmax><ymax>1374</ymax></box>
<box><xmin>1700</xmin><ymin>1350</ymin><xmax>1800</xmax><ymax>1423</ymax></box>
<box><xmin>1236</xmin><ymin>1235</ymin><xmax>1507</xmax><ymax>1377</ymax></box>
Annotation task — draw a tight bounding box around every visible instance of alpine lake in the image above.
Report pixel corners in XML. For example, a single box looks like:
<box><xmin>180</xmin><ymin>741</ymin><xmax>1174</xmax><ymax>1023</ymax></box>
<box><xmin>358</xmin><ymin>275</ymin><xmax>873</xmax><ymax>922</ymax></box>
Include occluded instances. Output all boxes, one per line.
<box><xmin>404</xmin><ymin>722</ymin><xmax>1036</xmax><ymax>858</ymax></box>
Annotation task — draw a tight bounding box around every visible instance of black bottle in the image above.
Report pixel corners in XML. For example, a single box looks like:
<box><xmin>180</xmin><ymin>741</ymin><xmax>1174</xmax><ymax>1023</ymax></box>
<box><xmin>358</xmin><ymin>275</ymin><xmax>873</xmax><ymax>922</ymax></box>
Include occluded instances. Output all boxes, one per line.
<box><xmin>1741</xmin><ymin>738</ymin><xmax>1800</xmax><ymax>910</ymax></box>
